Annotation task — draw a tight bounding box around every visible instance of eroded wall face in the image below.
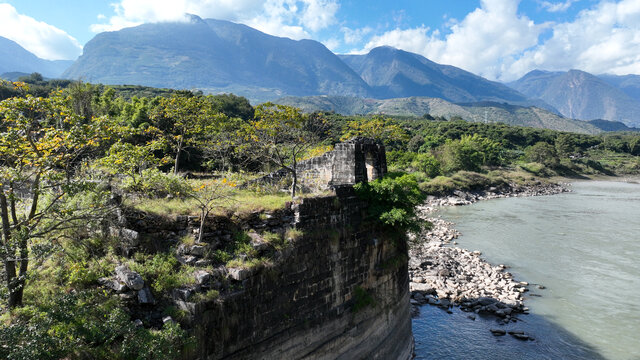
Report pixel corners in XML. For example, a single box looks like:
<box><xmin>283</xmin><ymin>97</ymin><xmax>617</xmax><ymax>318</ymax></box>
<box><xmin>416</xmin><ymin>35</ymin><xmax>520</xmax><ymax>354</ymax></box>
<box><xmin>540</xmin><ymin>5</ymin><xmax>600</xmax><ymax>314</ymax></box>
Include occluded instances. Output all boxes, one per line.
<box><xmin>187</xmin><ymin>188</ymin><xmax>413</xmax><ymax>360</ymax></box>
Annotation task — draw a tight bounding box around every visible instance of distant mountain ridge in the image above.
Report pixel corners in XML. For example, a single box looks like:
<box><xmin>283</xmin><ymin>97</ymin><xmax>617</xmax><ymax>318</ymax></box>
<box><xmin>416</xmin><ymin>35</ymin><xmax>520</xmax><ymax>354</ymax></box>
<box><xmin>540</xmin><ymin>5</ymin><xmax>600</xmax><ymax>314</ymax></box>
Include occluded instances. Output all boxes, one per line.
<box><xmin>0</xmin><ymin>36</ymin><xmax>72</xmax><ymax>78</ymax></box>
<box><xmin>509</xmin><ymin>70</ymin><xmax>640</xmax><ymax>127</ymax></box>
<box><xmin>63</xmin><ymin>16</ymin><xmax>544</xmax><ymax>107</ymax></box>
<box><xmin>275</xmin><ymin>95</ymin><xmax>600</xmax><ymax>134</ymax></box>
<box><xmin>63</xmin><ymin>16</ymin><xmax>370</xmax><ymax>102</ymax></box>
<box><xmin>339</xmin><ymin>47</ymin><xmax>553</xmax><ymax>111</ymax></box>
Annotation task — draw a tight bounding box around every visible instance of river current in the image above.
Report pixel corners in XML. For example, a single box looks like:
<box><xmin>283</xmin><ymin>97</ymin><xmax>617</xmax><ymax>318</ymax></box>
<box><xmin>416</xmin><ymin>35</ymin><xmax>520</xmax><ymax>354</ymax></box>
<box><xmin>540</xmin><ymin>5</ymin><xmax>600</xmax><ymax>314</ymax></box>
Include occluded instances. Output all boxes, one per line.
<box><xmin>412</xmin><ymin>180</ymin><xmax>640</xmax><ymax>360</ymax></box>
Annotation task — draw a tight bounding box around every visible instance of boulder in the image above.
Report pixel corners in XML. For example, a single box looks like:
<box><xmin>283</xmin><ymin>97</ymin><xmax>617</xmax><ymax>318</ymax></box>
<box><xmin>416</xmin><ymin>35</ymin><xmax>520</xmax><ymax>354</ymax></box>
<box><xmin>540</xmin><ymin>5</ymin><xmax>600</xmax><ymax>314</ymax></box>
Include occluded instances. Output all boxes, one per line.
<box><xmin>194</xmin><ymin>270</ymin><xmax>211</xmax><ymax>285</ymax></box>
<box><xmin>228</xmin><ymin>267</ymin><xmax>252</xmax><ymax>281</ymax></box>
<box><xmin>98</xmin><ymin>277</ymin><xmax>127</xmax><ymax>293</ymax></box>
<box><xmin>115</xmin><ymin>265</ymin><xmax>144</xmax><ymax>290</ymax></box>
<box><xmin>137</xmin><ymin>287</ymin><xmax>155</xmax><ymax>304</ymax></box>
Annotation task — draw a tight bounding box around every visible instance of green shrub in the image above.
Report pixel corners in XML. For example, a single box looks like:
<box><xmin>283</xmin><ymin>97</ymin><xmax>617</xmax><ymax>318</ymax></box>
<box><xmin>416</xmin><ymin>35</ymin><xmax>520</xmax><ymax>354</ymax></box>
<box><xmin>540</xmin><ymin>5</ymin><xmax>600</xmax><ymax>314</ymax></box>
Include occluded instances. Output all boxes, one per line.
<box><xmin>524</xmin><ymin>142</ymin><xmax>559</xmax><ymax>167</ymax></box>
<box><xmin>354</xmin><ymin>173</ymin><xmax>426</xmax><ymax>232</ymax></box>
<box><xmin>410</xmin><ymin>153</ymin><xmax>441</xmax><ymax>178</ymax></box>
<box><xmin>122</xmin><ymin>168</ymin><xmax>191</xmax><ymax>198</ymax></box>
<box><xmin>438</xmin><ymin>134</ymin><xmax>502</xmax><ymax>173</ymax></box>
<box><xmin>0</xmin><ymin>291</ymin><xmax>192</xmax><ymax>360</ymax></box>
<box><xmin>129</xmin><ymin>253</ymin><xmax>193</xmax><ymax>294</ymax></box>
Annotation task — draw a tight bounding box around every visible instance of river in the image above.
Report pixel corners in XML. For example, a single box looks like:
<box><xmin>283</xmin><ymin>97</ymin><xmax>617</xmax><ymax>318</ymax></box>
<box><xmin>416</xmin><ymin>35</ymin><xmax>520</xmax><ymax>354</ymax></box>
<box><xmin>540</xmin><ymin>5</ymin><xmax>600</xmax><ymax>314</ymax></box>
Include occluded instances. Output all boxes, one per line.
<box><xmin>412</xmin><ymin>180</ymin><xmax>640</xmax><ymax>360</ymax></box>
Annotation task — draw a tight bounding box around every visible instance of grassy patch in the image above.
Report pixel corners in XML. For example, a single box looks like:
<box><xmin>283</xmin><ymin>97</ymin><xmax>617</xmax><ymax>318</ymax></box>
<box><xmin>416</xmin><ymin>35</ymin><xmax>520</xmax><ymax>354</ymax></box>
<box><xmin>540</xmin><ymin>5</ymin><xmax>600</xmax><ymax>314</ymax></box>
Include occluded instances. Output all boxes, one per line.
<box><xmin>226</xmin><ymin>257</ymin><xmax>272</xmax><ymax>269</ymax></box>
<box><xmin>128</xmin><ymin>253</ymin><xmax>195</xmax><ymax>294</ymax></box>
<box><xmin>128</xmin><ymin>189</ymin><xmax>289</xmax><ymax>217</ymax></box>
<box><xmin>189</xmin><ymin>289</ymin><xmax>220</xmax><ymax>303</ymax></box>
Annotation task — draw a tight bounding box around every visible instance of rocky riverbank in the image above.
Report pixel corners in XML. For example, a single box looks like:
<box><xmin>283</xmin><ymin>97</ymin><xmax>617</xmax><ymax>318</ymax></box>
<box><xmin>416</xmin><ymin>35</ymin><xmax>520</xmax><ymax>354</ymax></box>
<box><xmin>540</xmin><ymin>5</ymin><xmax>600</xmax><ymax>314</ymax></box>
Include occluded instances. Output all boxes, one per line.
<box><xmin>408</xmin><ymin>182</ymin><xmax>568</xmax><ymax>326</ymax></box>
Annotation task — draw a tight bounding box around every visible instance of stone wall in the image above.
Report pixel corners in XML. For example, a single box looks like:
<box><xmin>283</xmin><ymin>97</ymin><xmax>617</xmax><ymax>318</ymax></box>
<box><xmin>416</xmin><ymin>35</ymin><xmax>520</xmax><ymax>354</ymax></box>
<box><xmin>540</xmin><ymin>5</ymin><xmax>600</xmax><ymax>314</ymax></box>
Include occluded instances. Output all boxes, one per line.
<box><xmin>252</xmin><ymin>137</ymin><xmax>388</xmax><ymax>192</ymax></box>
<box><xmin>183</xmin><ymin>187</ymin><xmax>413</xmax><ymax>360</ymax></box>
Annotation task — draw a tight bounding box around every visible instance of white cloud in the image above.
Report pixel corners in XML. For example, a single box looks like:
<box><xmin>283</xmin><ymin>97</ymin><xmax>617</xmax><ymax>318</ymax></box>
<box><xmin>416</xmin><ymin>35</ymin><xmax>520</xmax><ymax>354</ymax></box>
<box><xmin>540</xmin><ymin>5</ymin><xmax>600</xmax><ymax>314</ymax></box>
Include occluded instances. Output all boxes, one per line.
<box><xmin>0</xmin><ymin>3</ymin><xmax>82</xmax><ymax>60</ymax></box>
<box><xmin>322</xmin><ymin>37</ymin><xmax>341</xmax><ymax>51</ymax></box>
<box><xmin>539</xmin><ymin>0</ymin><xmax>579</xmax><ymax>13</ymax></box>
<box><xmin>341</xmin><ymin>26</ymin><xmax>372</xmax><ymax>45</ymax></box>
<box><xmin>354</xmin><ymin>0</ymin><xmax>640</xmax><ymax>81</ymax></box>
<box><xmin>511</xmin><ymin>0</ymin><xmax>640</xmax><ymax>78</ymax></box>
<box><xmin>91</xmin><ymin>0</ymin><xmax>338</xmax><ymax>40</ymax></box>
<box><xmin>360</xmin><ymin>0</ymin><xmax>545</xmax><ymax>81</ymax></box>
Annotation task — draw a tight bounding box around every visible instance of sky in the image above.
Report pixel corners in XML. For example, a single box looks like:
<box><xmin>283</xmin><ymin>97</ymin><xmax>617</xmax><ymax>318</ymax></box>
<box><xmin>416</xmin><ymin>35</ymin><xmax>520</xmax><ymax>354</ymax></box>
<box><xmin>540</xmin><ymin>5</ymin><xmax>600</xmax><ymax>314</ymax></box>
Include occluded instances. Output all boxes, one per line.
<box><xmin>0</xmin><ymin>0</ymin><xmax>639</xmax><ymax>82</ymax></box>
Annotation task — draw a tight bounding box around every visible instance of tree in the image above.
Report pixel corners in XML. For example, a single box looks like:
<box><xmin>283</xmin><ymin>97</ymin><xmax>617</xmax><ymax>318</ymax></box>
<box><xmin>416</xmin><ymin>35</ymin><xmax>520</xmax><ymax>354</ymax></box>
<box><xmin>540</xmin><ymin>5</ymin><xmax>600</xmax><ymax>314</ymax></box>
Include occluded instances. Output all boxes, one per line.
<box><xmin>438</xmin><ymin>134</ymin><xmax>502</xmax><ymax>173</ymax></box>
<box><xmin>150</xmin><ymin>94</ymin><xmax>227</xmax><ymax>174</ymax></box>
<box><xmin>189</xmin><ymin>179</ymin><xmax>235</xmax><ymax>244</ymax></box>
<box><xmin>96</xmin><ymin>141</ymin><xmax>162</xmax><ymax>186</ymax></box>
<box><xmin>240</xmin><ymin>103</ymin><xmax>325</xmax><ymax>198</ymax></box>
<box><xmin>524</xmin><ymin>142</ymin><xmax>559</xmax><ymax>167</ymax></box>
<box><xmin>0</xmin><ymin>93</ymin><xmax>109</xmax><ymax>308</ymax></box>
<box><xmin>341</xmin><ymin>115</ymin><xmax>409</xmax><ymax>145</ymax></box>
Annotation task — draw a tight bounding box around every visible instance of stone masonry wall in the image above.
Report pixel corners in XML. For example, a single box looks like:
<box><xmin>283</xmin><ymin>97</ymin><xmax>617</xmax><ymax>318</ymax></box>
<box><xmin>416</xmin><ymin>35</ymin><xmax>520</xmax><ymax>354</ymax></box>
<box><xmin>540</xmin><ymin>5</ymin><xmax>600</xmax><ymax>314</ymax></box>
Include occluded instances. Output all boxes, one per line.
<box><xmin>249</xmin><ymin>137</ymin><xmax>387</xmax><ymax>193</ymax></box>
<box><xmin>184</xmin><ymin>186</ymin><xmax>413</xmax><ymax>360</ymax></box>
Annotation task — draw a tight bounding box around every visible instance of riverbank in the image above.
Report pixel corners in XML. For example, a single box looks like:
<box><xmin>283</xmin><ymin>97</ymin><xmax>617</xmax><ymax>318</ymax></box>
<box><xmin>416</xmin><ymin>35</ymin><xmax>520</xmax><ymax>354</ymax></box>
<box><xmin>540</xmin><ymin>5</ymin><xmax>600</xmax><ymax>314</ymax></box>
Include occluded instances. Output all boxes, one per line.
<box><xmin>408</xmin><ymin>181</ymin><xmax>568</xmax><ymax>331</ymax></box>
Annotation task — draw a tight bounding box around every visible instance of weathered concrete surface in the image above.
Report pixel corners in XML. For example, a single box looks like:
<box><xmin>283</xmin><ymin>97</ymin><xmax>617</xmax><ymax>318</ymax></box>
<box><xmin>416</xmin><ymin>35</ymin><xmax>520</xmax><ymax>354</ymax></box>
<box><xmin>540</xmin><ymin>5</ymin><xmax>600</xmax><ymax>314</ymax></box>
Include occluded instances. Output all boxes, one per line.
<box><xmin>253</xmin><ymin>137</ymin><xmax>387</xmax><ymax>192</ymax></box>
<box><xmin>185</xmin><ymin>187</ymin><xmax>413</xmax><ymax>360</ymax></box>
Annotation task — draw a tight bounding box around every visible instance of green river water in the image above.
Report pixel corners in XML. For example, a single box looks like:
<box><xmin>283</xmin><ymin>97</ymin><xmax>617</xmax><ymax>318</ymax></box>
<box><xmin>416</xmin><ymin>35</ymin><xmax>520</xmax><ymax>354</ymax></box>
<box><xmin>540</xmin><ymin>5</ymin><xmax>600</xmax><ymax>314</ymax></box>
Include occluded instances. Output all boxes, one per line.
<box><xmin>412</xmin><ymin>180</ymin><xmax>640</xmax><ymax>360</ymax></box>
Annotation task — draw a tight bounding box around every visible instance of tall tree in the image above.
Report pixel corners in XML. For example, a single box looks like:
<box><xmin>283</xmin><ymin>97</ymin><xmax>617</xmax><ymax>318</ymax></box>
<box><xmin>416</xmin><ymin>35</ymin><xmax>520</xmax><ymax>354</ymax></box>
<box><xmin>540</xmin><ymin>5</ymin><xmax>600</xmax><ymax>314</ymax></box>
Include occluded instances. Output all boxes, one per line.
<box><xmin>0</xmin><ymin>92</ymin><xmax>109</xmax><ymax>308</ymax></box>
<box><xmin>150</xmin><ymin>94</ymin><xmax>226</xmax><ymax>174</ymax></box>
<box><xmin>240</xmin><ymin>103</ymin><xmax>325</xmax><ymax>198</ymax></box>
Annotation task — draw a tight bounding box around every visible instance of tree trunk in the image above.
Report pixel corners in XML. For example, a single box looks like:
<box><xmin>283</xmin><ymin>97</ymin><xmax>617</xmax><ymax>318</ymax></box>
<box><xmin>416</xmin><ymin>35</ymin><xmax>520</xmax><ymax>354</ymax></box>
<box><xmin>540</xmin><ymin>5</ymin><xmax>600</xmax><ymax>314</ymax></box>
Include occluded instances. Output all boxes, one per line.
<box><xmin>291</xmin><ymin>158</ymin><xmax>298</xmax><ymax>199</ymax></box>
<box><xmin>198</xmin><ymin>208</ymin><xmax>206</xmax><ymax>244</ymax></box>
<box><xmin>0</xmin><ymin>192</ymin><xmax>20</xmax><ymax>308</ymax></box>
<box><xmin>174</xmin><ymin>147</ymin><xmax>182</xmax><ymax>175</ymax></box>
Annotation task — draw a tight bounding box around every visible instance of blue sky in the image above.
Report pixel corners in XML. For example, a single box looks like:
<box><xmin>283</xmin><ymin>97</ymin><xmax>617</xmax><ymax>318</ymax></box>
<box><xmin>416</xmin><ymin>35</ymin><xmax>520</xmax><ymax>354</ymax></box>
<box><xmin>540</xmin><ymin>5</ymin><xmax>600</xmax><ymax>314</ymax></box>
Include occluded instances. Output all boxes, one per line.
<box><xmin>0</xmin><ymin>0</ymin><xmax>638</xmax><ymax>81</ymax></box>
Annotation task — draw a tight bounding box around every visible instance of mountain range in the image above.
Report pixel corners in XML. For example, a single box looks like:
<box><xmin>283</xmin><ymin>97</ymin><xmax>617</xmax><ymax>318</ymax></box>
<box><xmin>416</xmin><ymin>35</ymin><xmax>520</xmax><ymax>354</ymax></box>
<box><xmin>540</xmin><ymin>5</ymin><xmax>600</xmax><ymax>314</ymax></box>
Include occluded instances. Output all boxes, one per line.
<box><xmin>508</xmin><ymin>70</ymin><xmax>640</xmax><ymax>126</ymax></box>
<box><xmin>2</xmin><ymin>16</ymin><xmax>640</xmax><ymax>128</ymax></box>
<box><xmin>275</xmin><ymin>95</ymin><xmax>600</xmax><ymax>134</ymax></box>
<box><xmin>61</xmin><ymin>15</ymin><xmax>548</xmax><ymax>107</ymax></box>
<box><xmin>0</xmin><ymin>36</ymin><xmax>72</xmax><ymax>78</ymax></box>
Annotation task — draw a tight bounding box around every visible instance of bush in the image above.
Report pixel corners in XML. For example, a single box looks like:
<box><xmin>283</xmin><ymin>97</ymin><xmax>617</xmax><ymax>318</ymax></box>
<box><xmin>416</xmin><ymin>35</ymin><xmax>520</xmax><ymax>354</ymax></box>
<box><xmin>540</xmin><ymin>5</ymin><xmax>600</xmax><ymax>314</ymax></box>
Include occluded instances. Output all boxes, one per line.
<box><xmin>129</xmin><ymin>253</ymin><xmax>193</xmax><ymax>294</ymax></box>
<box><xmin>0</xmin><ymin>291</ymin><xmax>192</xmax><ymax>360</ymax></box>
<box><xmin>438</xmin><ymin>134</ymin><xmax>502</xmax><ymax>173</ymax></box>
<box><xmin>354</xmin><ymin>173</ymin><xmax>426</xmax><ymax>233</ymax></box>
<box><xmin>524</xmin><ymin>142</ymin><xmax>559</xmax><ymax>167</ymax></box>
<box><xmin>410</xmin><ymin>153</ymin><xmax>441</xmax><ymax>178</ymax></box>
<box><xmin>122</xmin><ymin>168</ymin><xmax>191</xmax><ymax>198</ymax></box>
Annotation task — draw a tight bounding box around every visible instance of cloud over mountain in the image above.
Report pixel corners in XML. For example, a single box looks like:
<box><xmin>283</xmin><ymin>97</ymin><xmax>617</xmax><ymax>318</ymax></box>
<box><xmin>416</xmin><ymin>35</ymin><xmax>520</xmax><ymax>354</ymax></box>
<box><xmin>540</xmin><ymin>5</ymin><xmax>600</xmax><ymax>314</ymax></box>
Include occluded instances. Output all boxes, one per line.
<box><xmin>0</xmin><ymin>3</ymin><xmax>81</xmax><ymax>60</ymax></box>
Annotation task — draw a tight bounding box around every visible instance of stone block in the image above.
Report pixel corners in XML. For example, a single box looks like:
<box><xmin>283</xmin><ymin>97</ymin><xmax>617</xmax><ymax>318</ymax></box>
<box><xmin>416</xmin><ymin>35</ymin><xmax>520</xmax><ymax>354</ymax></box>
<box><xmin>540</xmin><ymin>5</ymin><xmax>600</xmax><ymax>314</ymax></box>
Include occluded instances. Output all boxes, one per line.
<box><xmin>115</xmin><ymin>265</ymin><xmax>145</xmax><ymax>291</ymax></box>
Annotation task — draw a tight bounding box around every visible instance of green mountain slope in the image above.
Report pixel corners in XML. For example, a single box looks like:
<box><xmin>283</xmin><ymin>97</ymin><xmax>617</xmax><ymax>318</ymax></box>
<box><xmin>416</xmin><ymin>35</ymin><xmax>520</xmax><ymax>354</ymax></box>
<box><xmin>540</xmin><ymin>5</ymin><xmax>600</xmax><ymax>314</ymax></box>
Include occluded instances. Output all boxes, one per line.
<box><xmin>276</xmin><ymin>95</ymin><xmax>600</xmax><ymax>134</ymax></box>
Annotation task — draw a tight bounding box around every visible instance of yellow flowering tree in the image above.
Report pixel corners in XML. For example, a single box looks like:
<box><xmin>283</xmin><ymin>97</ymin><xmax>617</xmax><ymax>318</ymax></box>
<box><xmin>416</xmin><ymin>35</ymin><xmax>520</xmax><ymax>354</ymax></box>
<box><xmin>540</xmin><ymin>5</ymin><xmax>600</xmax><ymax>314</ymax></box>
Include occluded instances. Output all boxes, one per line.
<box><xmin>240</xmin><ymin>103</ymin><xmax>326</xmax><ymax>198</ymax></box>
<box><xmin>150</xmin><ymin>93</ymin><xmax>228</xmax><ymax>174</ymax></box>
<box><xmin>0</xmin><ymin>92</ymin><xmax>109</xmax><ymax>308</ymax></box>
